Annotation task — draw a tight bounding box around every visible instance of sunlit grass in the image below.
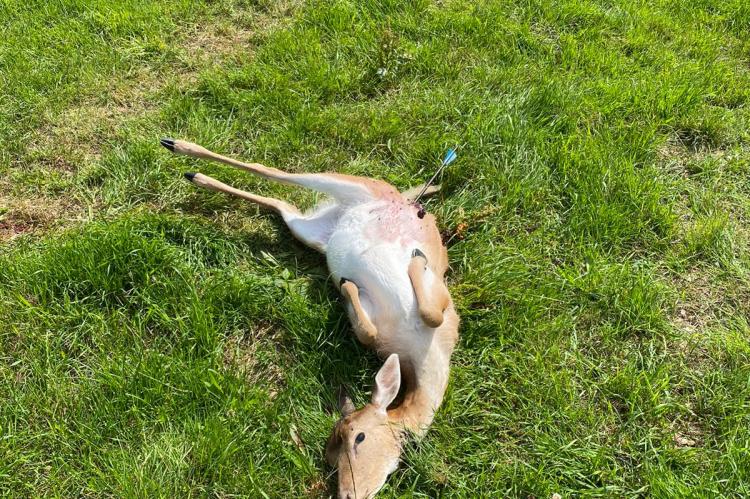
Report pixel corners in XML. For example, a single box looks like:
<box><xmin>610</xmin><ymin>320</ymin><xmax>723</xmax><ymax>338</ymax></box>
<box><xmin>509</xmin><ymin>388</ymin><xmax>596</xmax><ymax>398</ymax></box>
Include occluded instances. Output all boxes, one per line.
<box><xmin>1</xmin><ymin>0</ymin><xmax>749</xmax><ymax>496</ymax></box>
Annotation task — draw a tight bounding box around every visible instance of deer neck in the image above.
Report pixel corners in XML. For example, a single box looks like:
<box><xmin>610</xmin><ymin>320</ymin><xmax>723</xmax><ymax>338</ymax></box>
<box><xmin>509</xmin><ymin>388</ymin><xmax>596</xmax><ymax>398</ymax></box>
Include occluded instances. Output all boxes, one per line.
<box><xmin>387</xmin><ymin>308</ymin><xmax>459</xmax><ymax>436</ymax></box>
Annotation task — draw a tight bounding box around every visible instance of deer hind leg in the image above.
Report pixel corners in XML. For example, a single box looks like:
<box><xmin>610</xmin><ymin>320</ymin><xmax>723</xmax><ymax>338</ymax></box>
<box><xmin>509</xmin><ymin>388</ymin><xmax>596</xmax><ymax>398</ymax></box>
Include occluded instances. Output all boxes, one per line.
<box><xmin>161</xmin><ymin>138</ymin><xmax>396</xmax><ymax>205</ymax></box>
<box><xmin>408</xmin><ymin>249</ymin><xmax>450</xmax><ymax>328</ymax></box>
<box><xmin>401</xmin><ymin>183</ymin><xmax>441</xmax><ymax>201</ymax></box>
<box><xmin>339</xmin><ymin>278</ymin><xmax>377</xmax><ymax>347</ymax></box>
<box><xmin>184</xmin><ymin>172</ymin><xmax>341</xmax><ymax>253</ymax></box>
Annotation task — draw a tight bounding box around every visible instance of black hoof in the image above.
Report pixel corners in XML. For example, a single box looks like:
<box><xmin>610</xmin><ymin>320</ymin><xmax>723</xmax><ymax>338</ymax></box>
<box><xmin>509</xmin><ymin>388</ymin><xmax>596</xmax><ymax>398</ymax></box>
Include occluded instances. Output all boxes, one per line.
<box><xmin>412</xmin><ymin>248</ymin><xmax>426</xmax><ymax>260</ymax></box>
<box><xmin>183</xmin><ymin>172</ymin><xmax>196</xmax><ymax>182</ymax></box>
<box><xmin>160</xmin><ymin>138</ymin><xmax>176</xmax><ymax>152</ymax></box>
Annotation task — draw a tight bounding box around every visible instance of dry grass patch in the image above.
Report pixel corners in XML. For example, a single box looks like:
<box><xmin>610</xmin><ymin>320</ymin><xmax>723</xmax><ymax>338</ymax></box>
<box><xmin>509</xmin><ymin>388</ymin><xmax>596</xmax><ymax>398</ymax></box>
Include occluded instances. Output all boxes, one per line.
<box><xmin>671</xmin><ymin>269</ymin><xmax>723</xmax><ymax>334</ymax></box>
<box><xmin>0</xmin><ymin>194</ymin><xmax>82</xmax><ymax>241</ymax></box>
<box><xmin>179</xmin><ymin>2</ymin><xmax>300</xmax><ymax>66</ymax></box>
<box><xmin>672</xmin><ymin>421</ymin><xmax>704</xmax><ymax>449</ymax></box>
<box><xmin>222</xmin><ymin>324</ymin><xmax>287</xmax><ymax>397</ymax></box>
<box><xmin>181</xmin><ymin>24</ymin><xmax>258</xmax><ymax>65</ymax></box>
<box><xmin>9</xmin><ymin>8</ymin><xmax>302</xmax><ymax>241</ymax></box>
<box><xmin>25</xmin><ymin>66</ymin><xmax>172</xmax><ymax>169</ymax></box>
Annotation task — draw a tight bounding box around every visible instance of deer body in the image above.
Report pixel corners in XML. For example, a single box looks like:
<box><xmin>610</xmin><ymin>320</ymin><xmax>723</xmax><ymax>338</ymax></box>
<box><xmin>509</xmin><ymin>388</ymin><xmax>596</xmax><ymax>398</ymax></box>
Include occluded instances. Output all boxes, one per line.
<box><xmin>327</xmin><ymin>197</ymin><xmax>459</xmax><ymax>428</ymax></box>
<box><xmin>328</xmin><ymin>200</ymin><xmax>419</xmax><ymax>312</ymax></box>
<box><xmin>328</xmin><ymin>199</ymin><xmax>440</xmax><ymax>328</ymax></box>
<box><xmin>160</xmin><ymin>138</ymin><xmax>459</xmax><ymax>498</ymax></box>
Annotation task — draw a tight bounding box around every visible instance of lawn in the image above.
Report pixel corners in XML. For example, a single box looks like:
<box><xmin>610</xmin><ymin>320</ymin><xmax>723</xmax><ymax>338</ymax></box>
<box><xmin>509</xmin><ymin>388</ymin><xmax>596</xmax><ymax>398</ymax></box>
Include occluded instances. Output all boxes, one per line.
<box><xmin>1</xmin><ymin>0</ymin><xmax>749</xmax><ymax>496</ymax></box>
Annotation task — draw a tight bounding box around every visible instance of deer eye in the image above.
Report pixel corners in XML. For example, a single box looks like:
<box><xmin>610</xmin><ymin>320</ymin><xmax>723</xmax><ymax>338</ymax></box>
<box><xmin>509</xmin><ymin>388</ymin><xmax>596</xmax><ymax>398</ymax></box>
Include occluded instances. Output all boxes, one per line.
<box><xmin>355</xmin><ymin>432</ymin><xmax>366</xmax><ymax>444</ymax></box>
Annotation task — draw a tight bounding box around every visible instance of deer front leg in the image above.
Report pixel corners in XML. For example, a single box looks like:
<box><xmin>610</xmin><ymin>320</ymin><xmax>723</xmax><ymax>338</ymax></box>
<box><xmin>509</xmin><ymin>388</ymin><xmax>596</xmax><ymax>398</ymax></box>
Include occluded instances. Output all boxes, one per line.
<box><xmin>408</xmin><ymin>249</ymin><xmax>450</xmax><ymax>328</ymax></box>
<box><xmin>339</xmin><ymin>278</ymin><xmax>377</xmax><ymax>347</ymax></box>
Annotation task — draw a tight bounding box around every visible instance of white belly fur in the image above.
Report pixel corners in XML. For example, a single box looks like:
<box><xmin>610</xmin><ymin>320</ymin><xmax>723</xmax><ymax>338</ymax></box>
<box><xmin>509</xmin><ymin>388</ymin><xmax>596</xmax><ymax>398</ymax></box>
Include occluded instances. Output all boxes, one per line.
<box><xmin>326</xmin><ymin>200</ymin><xmax>438</xmax><ymax>345</ymax></box>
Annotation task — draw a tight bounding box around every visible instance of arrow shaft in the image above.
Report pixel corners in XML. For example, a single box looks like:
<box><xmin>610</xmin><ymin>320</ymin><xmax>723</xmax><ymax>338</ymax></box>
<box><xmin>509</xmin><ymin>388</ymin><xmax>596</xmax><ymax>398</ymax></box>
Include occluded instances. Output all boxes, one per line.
<box><xmin>413</xmin><ymin>148</ymin><xmax>457</xmax><ymax>204</ymax></box>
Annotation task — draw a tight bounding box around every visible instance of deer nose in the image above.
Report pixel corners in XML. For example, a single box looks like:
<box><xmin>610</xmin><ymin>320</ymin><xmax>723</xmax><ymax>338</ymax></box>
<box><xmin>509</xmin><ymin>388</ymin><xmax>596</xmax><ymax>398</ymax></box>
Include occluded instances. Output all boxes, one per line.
<box><xmin>339</xmin><ymin>490</ymin><xmax>354</xmax><ymax>499</ymax></box>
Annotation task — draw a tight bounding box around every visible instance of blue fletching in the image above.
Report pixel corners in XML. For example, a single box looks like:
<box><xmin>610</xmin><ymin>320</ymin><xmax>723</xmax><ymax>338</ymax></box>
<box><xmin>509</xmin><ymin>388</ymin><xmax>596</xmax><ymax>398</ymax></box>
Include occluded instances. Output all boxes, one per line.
<box><xmin>412</xmin><ymin>145</ymin><xmax>459</xmax><ymax>204</ymax></box>
<box><xmin>442</xmin><ymin>148</ymin><xmax>457</xmax><ymax>166</ymax></box>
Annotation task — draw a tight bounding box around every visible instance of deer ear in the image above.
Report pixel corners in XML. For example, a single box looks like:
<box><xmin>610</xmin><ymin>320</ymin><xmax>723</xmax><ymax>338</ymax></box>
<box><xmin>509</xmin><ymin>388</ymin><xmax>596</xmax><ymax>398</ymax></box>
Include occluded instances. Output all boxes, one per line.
<box><xmin>371</xmin><ymin>354</ymin><xmax>401</xmax><ymax>412</ymax></box>
<box><xmin>325</xmin><ymin>428</ymin><xmax>341</xmax><ymax>466</ymax></box>
<box><xmin>337</xmin><ymin>386</ymin><xmax>355</xmax><ymax>417</ymax></box>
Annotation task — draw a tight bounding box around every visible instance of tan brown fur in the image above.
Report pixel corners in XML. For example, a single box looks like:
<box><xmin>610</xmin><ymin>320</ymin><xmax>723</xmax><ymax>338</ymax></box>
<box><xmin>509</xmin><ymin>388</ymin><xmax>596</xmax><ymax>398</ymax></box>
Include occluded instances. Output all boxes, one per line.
<box><xmin>161</xmin><ymin>138</ymin><xmax>459</xmax><ymax>498</ymax></box>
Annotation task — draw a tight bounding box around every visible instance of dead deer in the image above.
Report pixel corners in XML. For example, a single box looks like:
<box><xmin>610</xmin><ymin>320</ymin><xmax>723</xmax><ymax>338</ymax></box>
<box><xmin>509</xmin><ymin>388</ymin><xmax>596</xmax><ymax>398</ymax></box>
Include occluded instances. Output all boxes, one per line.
<box><xmin>160</xmin><ymin>138</ymin><xmax>459</xmax><ymax>498</ymax></box>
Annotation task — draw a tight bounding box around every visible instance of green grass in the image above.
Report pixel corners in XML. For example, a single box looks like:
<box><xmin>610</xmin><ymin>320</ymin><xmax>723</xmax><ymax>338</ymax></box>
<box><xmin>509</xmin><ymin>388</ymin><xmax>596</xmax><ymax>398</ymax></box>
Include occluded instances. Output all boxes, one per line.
<box><xmin>2</xmin><ymin>0</ymin><xmax>750</xmax><ymax>496</ymax></box>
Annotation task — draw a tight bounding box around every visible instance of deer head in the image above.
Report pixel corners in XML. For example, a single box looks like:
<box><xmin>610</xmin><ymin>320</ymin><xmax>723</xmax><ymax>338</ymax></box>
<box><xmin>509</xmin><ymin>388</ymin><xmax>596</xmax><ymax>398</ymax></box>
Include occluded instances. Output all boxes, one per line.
<box><xmin>326</xmin><ymin>354</ymin><xmax>403</xmax><ymax>498</ymax></box>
